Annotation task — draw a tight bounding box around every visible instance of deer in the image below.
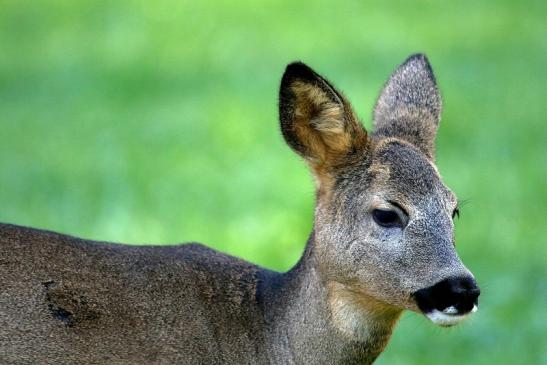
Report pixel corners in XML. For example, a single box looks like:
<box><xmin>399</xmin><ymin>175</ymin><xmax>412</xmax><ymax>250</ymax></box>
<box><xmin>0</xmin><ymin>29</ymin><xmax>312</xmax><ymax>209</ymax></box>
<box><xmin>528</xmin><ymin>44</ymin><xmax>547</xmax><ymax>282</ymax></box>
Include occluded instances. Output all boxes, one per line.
<box><xmin>0</xmin><ymin>54</ymin><xmax>480</xmax><ymax>364</ymax></box>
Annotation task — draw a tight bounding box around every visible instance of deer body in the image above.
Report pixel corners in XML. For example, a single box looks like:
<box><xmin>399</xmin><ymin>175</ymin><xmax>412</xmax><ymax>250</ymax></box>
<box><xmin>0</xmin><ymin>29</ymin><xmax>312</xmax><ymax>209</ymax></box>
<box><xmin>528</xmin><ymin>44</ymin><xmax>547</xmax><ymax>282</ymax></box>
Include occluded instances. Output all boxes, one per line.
<box><xmin>0</xmin><ymin>224</ymin><xmax>393</xmax><ymax>364</ymax></box>
<box><xmin>0</xmin><ymin>55</ymin><xmax>479</xmax><ymax>364</ymax></box>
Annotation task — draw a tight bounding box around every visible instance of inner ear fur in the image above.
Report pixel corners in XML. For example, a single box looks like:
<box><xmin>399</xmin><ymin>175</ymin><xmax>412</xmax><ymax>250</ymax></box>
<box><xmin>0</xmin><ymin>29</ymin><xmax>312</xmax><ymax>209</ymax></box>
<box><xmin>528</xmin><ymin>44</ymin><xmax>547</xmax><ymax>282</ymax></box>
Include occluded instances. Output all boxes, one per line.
<box><xmin>279</xmin><ymin>62</ymin><xmax>368</xmax><ymax>176</ymax></box>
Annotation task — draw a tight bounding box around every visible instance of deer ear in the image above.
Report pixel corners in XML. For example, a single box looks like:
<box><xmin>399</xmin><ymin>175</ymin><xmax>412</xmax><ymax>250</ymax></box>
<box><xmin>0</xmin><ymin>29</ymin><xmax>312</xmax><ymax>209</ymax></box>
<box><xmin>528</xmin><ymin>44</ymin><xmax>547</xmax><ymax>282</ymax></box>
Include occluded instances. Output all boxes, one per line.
<box><xmin>279</xmin><ymin>62</ymin><xmax>368</xmax><ymax>174</ymax></box>
<box><xmin>373</xmin><ymin>54</ymin><xmax>442</xmax><ymax>159</ymax></box>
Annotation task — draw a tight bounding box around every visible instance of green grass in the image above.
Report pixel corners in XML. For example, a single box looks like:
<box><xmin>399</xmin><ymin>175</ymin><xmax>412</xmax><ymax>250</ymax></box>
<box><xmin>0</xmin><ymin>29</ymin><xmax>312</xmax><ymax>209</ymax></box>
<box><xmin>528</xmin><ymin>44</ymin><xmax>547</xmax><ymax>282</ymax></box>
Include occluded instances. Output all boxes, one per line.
<box><xmin>0</xmin><ymin>1</ymin><xmax>545</xmax><ymax>363</ymax></box>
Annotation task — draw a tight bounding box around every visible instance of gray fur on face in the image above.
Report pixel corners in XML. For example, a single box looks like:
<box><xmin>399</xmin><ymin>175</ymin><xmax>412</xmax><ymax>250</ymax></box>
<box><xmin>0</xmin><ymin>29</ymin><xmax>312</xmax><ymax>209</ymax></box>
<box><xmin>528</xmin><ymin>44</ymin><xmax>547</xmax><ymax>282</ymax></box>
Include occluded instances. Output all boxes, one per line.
<box><xmin>316</xmin><ymin>139</ymin><xmax>471</xmax><ymax>312</ymax></box>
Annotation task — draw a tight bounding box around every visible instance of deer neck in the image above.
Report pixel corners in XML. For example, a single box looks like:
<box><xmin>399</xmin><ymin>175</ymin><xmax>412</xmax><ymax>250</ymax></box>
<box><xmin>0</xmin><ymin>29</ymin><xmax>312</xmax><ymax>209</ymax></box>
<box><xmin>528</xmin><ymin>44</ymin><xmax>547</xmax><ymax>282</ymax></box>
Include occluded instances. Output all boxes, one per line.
<box><xmin>263</xmin><ymin>234</ymin><xmax>402</xmax><ymax>364</ymax></box>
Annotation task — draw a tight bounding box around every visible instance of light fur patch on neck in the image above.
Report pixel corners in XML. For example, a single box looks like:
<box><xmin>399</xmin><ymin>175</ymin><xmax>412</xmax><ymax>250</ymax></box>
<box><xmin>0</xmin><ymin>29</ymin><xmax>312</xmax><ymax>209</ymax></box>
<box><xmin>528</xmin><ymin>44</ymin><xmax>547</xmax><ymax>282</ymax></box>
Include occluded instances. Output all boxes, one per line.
<box><xmin>327</xmin><ymin>281</ymin><xmax>401</xmax><ymax>342</ymax></box>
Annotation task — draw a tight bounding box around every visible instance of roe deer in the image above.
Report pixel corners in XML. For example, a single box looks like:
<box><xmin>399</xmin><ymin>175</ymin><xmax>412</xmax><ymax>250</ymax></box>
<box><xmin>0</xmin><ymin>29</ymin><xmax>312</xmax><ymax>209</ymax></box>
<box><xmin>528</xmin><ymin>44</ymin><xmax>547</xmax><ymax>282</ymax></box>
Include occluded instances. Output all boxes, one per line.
<box><xmin>0</xmin><ymin>54</ymin><xmax>480</xmax><ymax>364</ymax></box>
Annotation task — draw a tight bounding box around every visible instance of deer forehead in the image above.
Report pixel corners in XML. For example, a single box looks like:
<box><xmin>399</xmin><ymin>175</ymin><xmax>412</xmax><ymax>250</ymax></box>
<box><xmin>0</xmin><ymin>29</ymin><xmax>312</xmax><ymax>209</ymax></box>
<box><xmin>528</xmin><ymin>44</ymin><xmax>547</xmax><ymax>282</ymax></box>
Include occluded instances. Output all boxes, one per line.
<box><xmin>332</xmin><ymin>138</ymin><xmax>457</xmax><ymax>213</ymax></box>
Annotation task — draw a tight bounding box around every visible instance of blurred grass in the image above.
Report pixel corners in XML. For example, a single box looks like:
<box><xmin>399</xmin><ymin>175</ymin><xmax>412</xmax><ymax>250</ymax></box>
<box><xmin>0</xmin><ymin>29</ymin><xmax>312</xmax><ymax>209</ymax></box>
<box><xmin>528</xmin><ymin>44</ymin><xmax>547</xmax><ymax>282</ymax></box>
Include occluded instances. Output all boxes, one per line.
<box><xmin>0</xmin><ymin>0</ymin><xmax>545</xmax><ymax>364</ymax></box>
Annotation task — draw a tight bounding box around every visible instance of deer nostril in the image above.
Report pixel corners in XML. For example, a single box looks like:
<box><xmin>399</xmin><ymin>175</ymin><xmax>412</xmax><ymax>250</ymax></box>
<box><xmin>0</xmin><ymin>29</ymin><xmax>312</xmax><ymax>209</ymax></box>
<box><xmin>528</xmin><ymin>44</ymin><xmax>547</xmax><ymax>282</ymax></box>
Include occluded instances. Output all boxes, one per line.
<box><xmin>453</xmin><ymin>292</ymin><xmax>478</xmax><ymax>313</ymax></box>
<box><xmin>470</xmin><ymin>287</ymin><xmax>481</xmax><ymax>299</ymax></box>
<box><xmin>452</xmin><ymin>280</ymin><xmax>480</xmax><ymax>308</ymax></box>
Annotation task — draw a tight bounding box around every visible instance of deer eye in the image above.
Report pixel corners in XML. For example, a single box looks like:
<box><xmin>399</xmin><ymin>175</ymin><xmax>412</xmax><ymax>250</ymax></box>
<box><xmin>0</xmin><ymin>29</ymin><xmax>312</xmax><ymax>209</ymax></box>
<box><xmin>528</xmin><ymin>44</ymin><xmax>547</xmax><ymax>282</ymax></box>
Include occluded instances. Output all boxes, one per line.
<box><xmin>372</xmin><ymin>209</ymin><xmax>402</xmax><ymax>228</ymax></box>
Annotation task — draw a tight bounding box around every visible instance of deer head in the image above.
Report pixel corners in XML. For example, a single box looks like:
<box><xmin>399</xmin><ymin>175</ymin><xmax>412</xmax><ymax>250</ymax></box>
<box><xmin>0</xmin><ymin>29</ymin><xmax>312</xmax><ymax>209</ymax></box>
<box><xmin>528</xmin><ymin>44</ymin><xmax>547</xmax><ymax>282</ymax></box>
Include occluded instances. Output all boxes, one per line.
<box><xmin>279</xmin><ymin>54</ymin><xmax>480</xmax><ymax>333</ymax></box>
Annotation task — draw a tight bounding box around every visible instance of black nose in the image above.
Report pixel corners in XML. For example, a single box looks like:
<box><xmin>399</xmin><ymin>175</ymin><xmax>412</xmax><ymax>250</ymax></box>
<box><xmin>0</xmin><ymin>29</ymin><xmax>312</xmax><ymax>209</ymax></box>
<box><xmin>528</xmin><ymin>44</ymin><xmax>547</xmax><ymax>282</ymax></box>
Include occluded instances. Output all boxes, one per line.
<box><xmin>413</xmin><ymin>276</ymin><xmax>480</xmax><ymax>314</ymax></box>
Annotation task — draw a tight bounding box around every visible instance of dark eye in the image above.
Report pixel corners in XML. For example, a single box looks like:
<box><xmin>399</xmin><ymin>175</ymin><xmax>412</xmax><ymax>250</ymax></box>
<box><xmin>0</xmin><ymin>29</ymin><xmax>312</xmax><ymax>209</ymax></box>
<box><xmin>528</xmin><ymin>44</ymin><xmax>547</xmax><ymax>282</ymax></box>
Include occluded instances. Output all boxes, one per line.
<box><xmin>372</xmin><ymin>209</ymin><xmax>402</xmax><ymax>228</ymax></box>
<box><xmin>452</xmin><ymin>208</ymin><xmax>460</xmax><ymax>219</ymax></box>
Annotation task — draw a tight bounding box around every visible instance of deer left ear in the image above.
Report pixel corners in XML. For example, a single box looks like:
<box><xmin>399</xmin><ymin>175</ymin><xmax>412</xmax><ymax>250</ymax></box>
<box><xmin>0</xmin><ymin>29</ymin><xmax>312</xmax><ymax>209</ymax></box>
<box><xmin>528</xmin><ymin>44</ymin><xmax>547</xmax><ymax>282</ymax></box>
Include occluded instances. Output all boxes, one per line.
<box><xmin>373</xmin><ymin>54</ymin><xmax>442</xmax><ymax>159</ymax></box>
<box><xmin>279</xmin><ymin>62</ymin><xmax>368</xmax><ymax>174</ymax></box>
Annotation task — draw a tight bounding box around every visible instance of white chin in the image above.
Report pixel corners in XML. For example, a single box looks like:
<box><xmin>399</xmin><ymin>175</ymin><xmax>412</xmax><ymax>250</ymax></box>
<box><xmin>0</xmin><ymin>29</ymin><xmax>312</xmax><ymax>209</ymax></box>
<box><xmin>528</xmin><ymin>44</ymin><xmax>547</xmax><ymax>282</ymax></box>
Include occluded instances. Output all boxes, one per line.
<box><xmin>425</xmin><ymin>305</ymin><xmax>477</xmax><ymax>327</ymax></box>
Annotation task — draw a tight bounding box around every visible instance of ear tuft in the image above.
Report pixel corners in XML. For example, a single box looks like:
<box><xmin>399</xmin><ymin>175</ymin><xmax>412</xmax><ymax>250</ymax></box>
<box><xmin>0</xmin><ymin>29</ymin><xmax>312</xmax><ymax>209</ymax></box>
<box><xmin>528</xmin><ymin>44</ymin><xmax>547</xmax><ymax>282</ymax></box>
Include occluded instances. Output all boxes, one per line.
<box><xmin>373</xmin><ymin>53</ymin><xmax>442</xmax><ymax>159</ymax></box>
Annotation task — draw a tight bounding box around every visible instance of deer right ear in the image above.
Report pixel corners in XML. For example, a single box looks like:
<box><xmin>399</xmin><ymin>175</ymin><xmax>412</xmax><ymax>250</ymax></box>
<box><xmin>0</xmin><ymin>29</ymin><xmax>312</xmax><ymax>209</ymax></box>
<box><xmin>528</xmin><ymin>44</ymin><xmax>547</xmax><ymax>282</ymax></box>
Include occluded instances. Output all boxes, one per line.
<box><xmin>279</xmin><ymin>62</ymin><xmax>367</xmax><ymax>173</ymax></box>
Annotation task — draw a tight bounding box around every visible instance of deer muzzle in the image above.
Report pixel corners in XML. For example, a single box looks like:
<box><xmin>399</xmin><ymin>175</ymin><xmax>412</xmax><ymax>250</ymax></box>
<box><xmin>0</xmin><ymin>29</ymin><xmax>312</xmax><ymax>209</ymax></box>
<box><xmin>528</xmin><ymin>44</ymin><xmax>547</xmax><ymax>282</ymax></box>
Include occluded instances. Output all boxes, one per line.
<box><xmin>412</xmin><ymin>276</ymin><xmax>480</xmax><ymax>327</ymax></box>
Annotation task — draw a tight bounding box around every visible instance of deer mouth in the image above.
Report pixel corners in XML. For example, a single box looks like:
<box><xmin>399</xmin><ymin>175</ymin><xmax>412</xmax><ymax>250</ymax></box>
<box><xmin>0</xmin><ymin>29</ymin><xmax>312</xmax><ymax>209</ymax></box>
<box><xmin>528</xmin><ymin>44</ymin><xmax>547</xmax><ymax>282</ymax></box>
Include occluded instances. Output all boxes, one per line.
<box><xmin>423</xmin><ymin>305</ymin><xmax>478</xmax><ymax>327</ymax></box>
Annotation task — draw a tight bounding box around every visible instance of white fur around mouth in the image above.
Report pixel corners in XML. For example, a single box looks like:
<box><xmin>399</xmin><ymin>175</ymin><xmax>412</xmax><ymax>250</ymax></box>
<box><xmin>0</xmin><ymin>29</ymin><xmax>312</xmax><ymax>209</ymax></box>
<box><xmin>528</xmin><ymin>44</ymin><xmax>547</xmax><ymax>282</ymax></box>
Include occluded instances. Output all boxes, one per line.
<box><xmin>426</xmin><ymin>305</ymin><xmax>477</xmax><ymax>327</ymax></box>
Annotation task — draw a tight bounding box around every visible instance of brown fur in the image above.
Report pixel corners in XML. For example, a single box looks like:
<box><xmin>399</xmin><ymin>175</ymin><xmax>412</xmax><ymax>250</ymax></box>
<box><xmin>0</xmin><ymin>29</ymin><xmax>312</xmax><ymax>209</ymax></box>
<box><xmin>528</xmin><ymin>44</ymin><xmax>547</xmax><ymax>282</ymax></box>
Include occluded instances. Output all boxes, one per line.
<box><xmin>282</xmin><ymin>69</ymin><xmax>368</xmax><ymax>191</ymax></box>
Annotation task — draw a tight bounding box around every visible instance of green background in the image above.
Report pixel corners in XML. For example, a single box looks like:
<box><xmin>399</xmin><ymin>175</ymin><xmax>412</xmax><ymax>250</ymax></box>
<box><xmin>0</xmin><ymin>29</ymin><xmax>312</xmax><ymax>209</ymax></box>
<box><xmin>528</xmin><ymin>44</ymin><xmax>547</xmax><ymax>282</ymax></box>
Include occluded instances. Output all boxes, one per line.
<box><xmin>1</xmin><ymin>1</ymin><xmax>545</xmax><ymax>363</ymax></box>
